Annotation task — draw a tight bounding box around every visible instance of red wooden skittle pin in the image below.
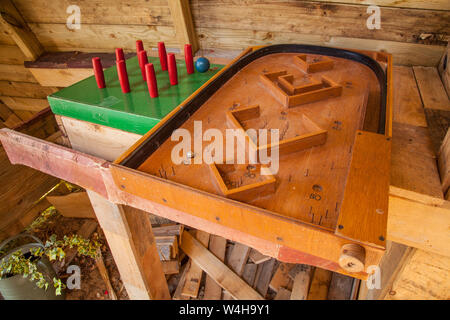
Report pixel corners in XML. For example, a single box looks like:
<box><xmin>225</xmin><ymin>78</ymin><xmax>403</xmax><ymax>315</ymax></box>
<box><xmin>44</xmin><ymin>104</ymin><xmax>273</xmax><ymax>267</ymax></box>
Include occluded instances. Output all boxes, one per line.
<box><xmin>145</xmin><ymin>63</ymin><xmax>158</xmax><ymax>98</ymax></box>
<box><xmin>136</xmin><ymin>40</ymin><xmax>144</xmax><ymax>53</ymax></box>
<box><xmin>138</xmin><ymin>50</ymin><xmax>149</xmax><ymax>81</ymax></box>
<box><xmin>184</xmin><ymin>44</ymin><xmax>194</xmax><ymax>74</ymax></box>
<box><xmin>158</xmin><ymin>42</ymin><xmax>168</xmax><ymax>71</ymax></box>
<box><xmin>168</xmin><ymin>53</ymin><xmax>178</xmax><ymax>85</ymax></box>
<box><xmin>92</xmin><ymin>57</ymin><xmax>105</xmax><ymax>89</ymax></box>
<box><xmin>116</xmin><ymin>60</ymin><xmax>130</xmax><ymax>93</ymax></box>
<box><xmin>115</xmin><ymin>48</ymin><xmax>125</xmax><ymax>62</ymax></box>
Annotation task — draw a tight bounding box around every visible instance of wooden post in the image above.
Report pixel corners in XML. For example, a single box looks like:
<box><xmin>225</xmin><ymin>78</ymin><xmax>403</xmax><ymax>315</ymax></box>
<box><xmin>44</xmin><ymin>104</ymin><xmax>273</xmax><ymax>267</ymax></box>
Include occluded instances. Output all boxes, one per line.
<box><xmin>0</xmin><ymin>0</ymin><xmax>43</xmax><ymax>61</ymax></box>
<box><xmin>358</xmin><ymin>241</ymin><xmax>412</xmax><ymax>300</ymax></box>
<box><xmin>180</xmin><ymin>232</ymin><xmax>263</xmax><ymax>300</ymax></box>
<box><xmin>87</xmin><ymin>190</ymin><xmax>170</xmax><ymax>300</ymax></box>
<box><xmin>168</xmin><ymin>0</ymin><xmax>199</xmax><ymax>53</ymax></box>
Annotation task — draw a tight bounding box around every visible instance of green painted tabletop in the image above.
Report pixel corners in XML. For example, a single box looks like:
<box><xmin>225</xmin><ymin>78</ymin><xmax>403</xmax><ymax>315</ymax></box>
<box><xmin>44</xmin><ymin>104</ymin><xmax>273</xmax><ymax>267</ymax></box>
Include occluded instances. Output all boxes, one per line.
<box><xmin>48</xmin><ymin>55</ymin><xmax>224</xmax><ymax>135</ymax></box>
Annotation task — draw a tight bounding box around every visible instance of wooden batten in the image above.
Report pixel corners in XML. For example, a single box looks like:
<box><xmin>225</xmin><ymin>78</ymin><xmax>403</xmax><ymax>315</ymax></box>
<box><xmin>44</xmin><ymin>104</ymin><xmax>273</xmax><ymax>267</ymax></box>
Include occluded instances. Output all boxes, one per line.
<box><xmin>290</xmin><ymin>265</ymin><xmax>313</xmax><ymax>300</ymax></box>
<box><xmin>181</xmin><ymin>232</ymin><xmax>263</xmax><ymax>300</ymax></box>
<box><xmin>413</xmin><ymin>66</ymin><xmax>450</xmax><ymax>112</ymax></box>
<box><xmin>0</xmin><ymin>0</ymin><xmax>43</xmax><ymax>61</ymax></box>
<box><xmin>337</xmin><ymin>131</ymin><xmax>391</xmax><ymax>248</ymax></box>
<box><xmin>181</xmin><ymin>230</ymin><xmax>209</xmax><ymax>298</ymax></box>
<box><xmin>204</xmin><ymin>235</ymin><xmax>227</xmax><ymax>299</ymax></box>
<box><xmin>438</xmin><ymin>44</ymin><xmax>450</xmax><ymax>97</ymax></box>
<box><xmin>47</xmin><ymin>191</ymin><xmax>96</xmax><ymax>219</ymax></box>
<box><xmin>270</xmin><ymin>263</ymin><xmax>294</xmax><ymax>292</ymax></box>
<box><xmin>87</xmin><ymin>192</ymin><xmax>170</xmax><ymax>300</ymax></box>
<box><xmin>439</xmin><ymin>130</ymin><xmax>450</xmax><ymax>195</ymax></box>
<box><xmin>168</xmin><ymin>0</ymin><xmax>199</xmax><ymax>53</ymax></box>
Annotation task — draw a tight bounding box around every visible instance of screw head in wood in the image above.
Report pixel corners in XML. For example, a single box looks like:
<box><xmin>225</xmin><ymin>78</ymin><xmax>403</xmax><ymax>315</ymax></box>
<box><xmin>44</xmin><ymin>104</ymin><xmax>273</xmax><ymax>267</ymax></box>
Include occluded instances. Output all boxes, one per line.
<box><xmin>187</xmin><ymin>151</ymin><xmax>195</xmax><ymax>159</ymax></box>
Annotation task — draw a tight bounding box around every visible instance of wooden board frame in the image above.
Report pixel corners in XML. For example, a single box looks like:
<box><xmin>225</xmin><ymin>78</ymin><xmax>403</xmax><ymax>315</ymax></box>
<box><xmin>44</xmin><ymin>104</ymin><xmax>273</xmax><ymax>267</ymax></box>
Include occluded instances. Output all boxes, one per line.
<box><xmin>111</xmin><ymin>44</ymin><xmax>393</xmax><ymax>279</ymax></box>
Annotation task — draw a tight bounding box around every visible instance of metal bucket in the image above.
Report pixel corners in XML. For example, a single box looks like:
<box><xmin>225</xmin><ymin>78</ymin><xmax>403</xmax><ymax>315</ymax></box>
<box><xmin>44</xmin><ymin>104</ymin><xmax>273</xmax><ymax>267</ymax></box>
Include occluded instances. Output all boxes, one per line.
<box><xmin>0</xmin><ymin>234</ymin><xmax>65</xmax><ymax>300</ymax></box>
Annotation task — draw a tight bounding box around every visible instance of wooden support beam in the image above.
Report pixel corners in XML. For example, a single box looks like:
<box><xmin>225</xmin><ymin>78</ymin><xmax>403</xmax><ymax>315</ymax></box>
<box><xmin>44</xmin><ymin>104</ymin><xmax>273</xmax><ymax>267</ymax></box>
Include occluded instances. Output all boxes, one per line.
<box><xmin>413</xmin><ymin>67</ymin><xmax>450</xmax><ymax>112</ymax></box>
<box><xmin>393</xmin><ymin>66</ymin><xmax>427</xmax><ymax>127</ymax></box>
<box><xmin>358</xmin><ymin>241</ymin><xmax>412</xmax><ymax>300</ymax></box>
<box><xmin>47</xmin><ymin>191</ymin><xmax>96</xmax><ymax>219</ymax></box>
<box><xmin>424</xmin><ymin>108</ymin><xmax>450</xmax><ymax>156</ymax></box>
<box><xmin>0</xmin><ymin>100</ymin><xmax>22</xmax><ymax>127</ymax></box>
<box><xmin>227</xmin><ymin>242</ymin><xmax>251</xmax><ymax>276</ymax></box>
<box><xmin>87</xmin><ymin>191</ymin><xmax>170</xmax><ymax>300</ymax></box>
<box><xmin>254</xmin><ymin>258</ymin><xmax>276</xmax><ymax>298</ymax></box>
<box><xmin>274</xmin><ymin>287</ymin><xmax>292</xmax><ymax>300</ymax></box>
<box><xmin>309</xmin><ymin>0</ymin><xmax>450</xmax><ymax>10</ymax></box>
<box><xmin>290</xmin><ymin>265</ymin><xmax>313</xmax><ymax>300</ymax></box>
<box><xmin>249</xmin><ymin>248</ymin><xmax>271</xmax><ymax>264</ymax></box>
<box><xmin>0</xmin><ymin>152</ymin><xmax>58</xmax><ymax>240</ymax></box>
<box><xmin>0</xmin><ymin>96</ymin><xmax>48</xmax><ymax>112</ymax></box>
<box><xmin>95</xmin><ymin>247</ymin><xmax>118</xmax><ymax>300</ymax></box>
<box><xmin>161</xmin><ymin>260</ymin><xmax>180</xmax><ymax>275</ymax></box>
<box><xmin>0</xmin><ymin>63</ymin><xmax>37</xmax><ymax>83</ymax></box>
<box><xmin>307</xmin><ymin>268</ymin><xmax>332</xmax><ymax>300</ymax></box>
<box><xmin>172</xmin><ymin>260</ymin><xmax>190</xmax><ymax>300</ymax></box>
<box><xmin>242</xmin><ymin>263</ymin><xmax>258</xmax><ymax>287</ymax></box>
<box><xmin>388</xmin><ymin>196</ymin><xmax>450</xmax><ymax>257</ymax></box>
<box><xmin>384</xmin><ymin>249</ymin><xmax>450</xmax><ymax>300</ymax></box>
<box><xmin>390</xmin><ymin>121</ymin><xmax>444</xmax><ymax>206</ymax></box>
<box><xmin>204</xmin><ymin>235</ymin><xmax>227</xmax><ymax>300</ymax></box>
<box><xmin>0</xmin><ymin>0</ymin><xmax>43</xmax><ymax>61</ymax></box>
<box><xmin>180</xmin><ymin>231</ymin><xmax>263</xmax><ymax>300</ymax></box>
<box><xmin>0</xmin><ymin>44</ymin><xmax>27</xmax><ymax>65</ymax></box>
<box><xmin>168</xmin><ymin>0</ymin><xmax>199</xmax><ymax>53</ymax></box>
<box><xmin>0</xmin><ymin>80</ymin><xmax>58</xmax><ymax>99</ymax></box>
<box><xmin>181</xmin><ymin>230</ymin><xmax>210</xmax><ymax>298</ymax></box>
<box><xmin>439</xmin><ymin>130</ymin><xmax>450</xmax><ymax>195</ymax></box>
<box><xmin>327</xmin><ymin>273</ymin><xmax>354</xmax><ymax>300</ymax></box>
<box><xmin>337</xmin><ymin>131</ymin><xmax>390</xmax><ymax>248</ymax></box>
<box><xmin>360</xmin><ymin>241</ymin><xmax>450</xmax><ymax>300</ymax></box>
<box><xmin>438</xmin><ymin>43</ymin><xmax>450</xmax><ymax>98</ymax></box>
<box><xmin>270</xmin><ymin>263</ymin><xmax>294</xmax><ymax>292</ymax></box>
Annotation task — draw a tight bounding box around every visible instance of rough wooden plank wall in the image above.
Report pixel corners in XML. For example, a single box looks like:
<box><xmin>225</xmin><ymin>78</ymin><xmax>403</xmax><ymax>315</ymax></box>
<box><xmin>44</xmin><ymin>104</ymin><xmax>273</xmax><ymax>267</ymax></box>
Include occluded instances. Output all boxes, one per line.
<box><xmin>0</xmin><ymin>44</ymin><xmax>50</xmax><ymax>123</ymax></box>
<box><xmin>12</xmin><ymin>0</ymin><xmax>177</xmax><ymax>52</ymax></box>
<box><xmin>0</xmin><ymin>0</ymin><xmax>446</xmax><ymax>66</ymax></box>
<box><xmin>190</xmin><ymin>0</ymin><xmax>449</xmax><ymax>66</ymax></box>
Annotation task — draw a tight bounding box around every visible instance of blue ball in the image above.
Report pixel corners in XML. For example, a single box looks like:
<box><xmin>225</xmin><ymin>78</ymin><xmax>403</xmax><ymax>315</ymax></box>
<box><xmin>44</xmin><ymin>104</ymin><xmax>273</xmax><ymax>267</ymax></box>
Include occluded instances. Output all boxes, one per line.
<box><xmin>195</xmin><ymin>57</ymin><xmax>210</xmax><ymax>73</ymax></box>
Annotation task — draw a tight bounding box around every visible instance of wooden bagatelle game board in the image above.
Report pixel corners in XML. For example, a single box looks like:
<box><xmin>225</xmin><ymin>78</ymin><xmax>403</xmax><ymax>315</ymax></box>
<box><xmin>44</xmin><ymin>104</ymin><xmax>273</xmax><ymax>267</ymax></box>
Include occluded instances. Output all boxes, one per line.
<box><xmin>112</xmin><ymin>44</ymin><xmax>393</xmax><ymax>279</ymax></box>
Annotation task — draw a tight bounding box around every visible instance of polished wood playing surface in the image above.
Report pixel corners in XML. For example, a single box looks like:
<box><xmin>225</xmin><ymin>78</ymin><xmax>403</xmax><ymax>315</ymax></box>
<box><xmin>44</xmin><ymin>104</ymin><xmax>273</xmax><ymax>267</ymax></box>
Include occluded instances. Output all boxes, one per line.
<box><xmin>138</xmin><ymin>52</ymin><xmax>381</xmax><ymax>231</ymax></box>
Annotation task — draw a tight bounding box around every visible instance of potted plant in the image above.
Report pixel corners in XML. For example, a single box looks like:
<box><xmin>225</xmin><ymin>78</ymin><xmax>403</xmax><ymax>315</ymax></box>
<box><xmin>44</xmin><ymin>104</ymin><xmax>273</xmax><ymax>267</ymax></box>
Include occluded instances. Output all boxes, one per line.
<box><xmin>0</xmin><ymin>232</ymin><xmax>100</xmax><ymax>300</ymax></box>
